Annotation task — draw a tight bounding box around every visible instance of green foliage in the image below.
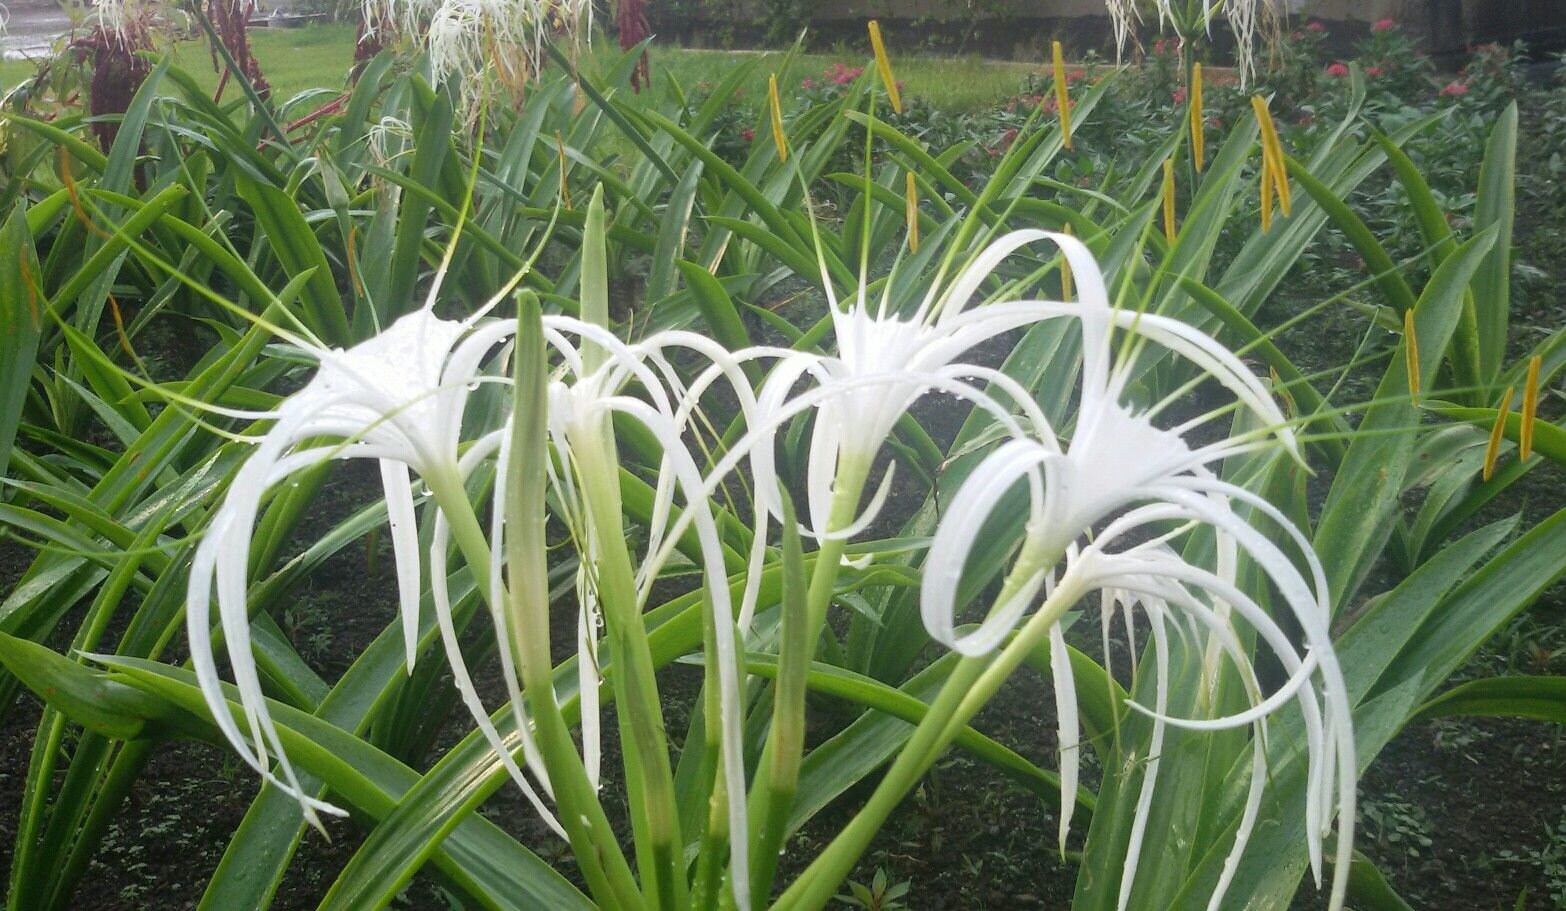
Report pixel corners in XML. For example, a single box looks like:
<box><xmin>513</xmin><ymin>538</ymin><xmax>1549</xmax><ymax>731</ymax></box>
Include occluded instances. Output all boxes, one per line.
<box><xmin>0</xmin><ymin>23</ymin><xmax>1559</xmax><ymax>911</ymax></box>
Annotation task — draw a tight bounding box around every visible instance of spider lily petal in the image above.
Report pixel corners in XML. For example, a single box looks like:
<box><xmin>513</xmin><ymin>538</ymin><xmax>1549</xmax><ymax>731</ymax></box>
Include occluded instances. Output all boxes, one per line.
<box><xmin>188</xmin><ymin>308</ymin><xmax>496</xmax><ymax>823</ymax></box>
<box><xmin>187</xmin><ymin>310</ymin><xmax>589</xmax><ymax>829</ymax></box>
<box><xmin>915</xmin><ymin>235</ymin><xmax>1352</xmax><ymax>909</ymax></box>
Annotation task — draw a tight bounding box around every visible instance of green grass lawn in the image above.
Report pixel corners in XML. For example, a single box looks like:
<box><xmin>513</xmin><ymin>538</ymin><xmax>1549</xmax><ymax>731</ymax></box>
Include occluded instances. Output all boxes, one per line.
<box><xmin>1</xmin><ymin>25</ymin><xmax>1037</xmax><ymax>113</ymax></box>
<box><xmin>0</xmin><ymin>25</ymin><xmax>362</xmax><ymax>102</ymax></box>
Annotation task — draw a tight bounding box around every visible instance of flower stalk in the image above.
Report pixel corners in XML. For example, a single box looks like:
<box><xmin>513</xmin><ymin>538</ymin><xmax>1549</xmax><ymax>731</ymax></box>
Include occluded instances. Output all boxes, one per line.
<box><xmin>506</xmin><ymin>293</ymin><xmax>646</xmax><ymax>910</ymax></box>
<box><xmin>1190</xmin><ymin>62</ymin><xmax>1206</xmax><ymax>171</ymax></box>
<box><xmin>1404</xmin><ymin>308</ymin><xmax>1421</xmax><ymax>405</ymax></box>
<box><xmin>1162</xmin><ymin>158</ymin><xmax>1178</xmax><ymax>245</ymax></box>
<box><xmin>868</xmin><ymin>20</ymin><xmax>902</xmax><ymax>113</ymax></box>
<box><xmin>1053</xmin><ymin>40</ymin><xmax>1073</xmax><ymax>149</ymax></box>
<box><xmin>1483</xmin><ymin>385</ymin><xmax>1513</xmax><ymax>481</ymax></box>
<box><xmin>1521</xmin><ymin>355</ymin><xmax>1540</xmax><ymax>459</ymax></box>
<box><xmin>769</xmin><ymin>74</ymin><xmax>789</xmax><ymax>162</ymax></box>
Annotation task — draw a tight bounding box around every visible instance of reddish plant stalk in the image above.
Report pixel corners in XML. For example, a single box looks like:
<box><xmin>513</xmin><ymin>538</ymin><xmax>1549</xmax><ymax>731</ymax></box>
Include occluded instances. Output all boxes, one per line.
<box><xmin>206</xmin><ymin>0</ymin><xmax>270</xmax><ymax>101</ymax></box>
<box><xmin>616</xmin><ymin>0</ymin><xmax>651</xmax><ymax>92</ymax></box>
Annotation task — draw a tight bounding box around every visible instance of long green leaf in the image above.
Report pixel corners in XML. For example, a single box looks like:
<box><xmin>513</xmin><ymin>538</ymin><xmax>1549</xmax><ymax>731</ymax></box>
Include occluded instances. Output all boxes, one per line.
<box><xmin>1470</xmin><ymin>102</ymin><xmax>1517</xmax><ymax>379</ymax></box>
<box><xmin>1411</xmin><ymin>676</ymin><xmax>1566</xmax><ymax>724</ymax></box>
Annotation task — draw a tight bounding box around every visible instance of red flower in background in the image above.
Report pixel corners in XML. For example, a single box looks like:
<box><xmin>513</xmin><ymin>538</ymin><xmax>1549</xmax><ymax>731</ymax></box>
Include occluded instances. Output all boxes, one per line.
<box><xmin>1306</xmin><ymin>21</ymin><xmax>1326</xmax><ymax>33</ymax></box>
<box><xmin>740</xmin><ymin>128</ymin><xmax>755</xmax><ymax>142</ymax></box>
<box><xmin>1366</xmin><ymin>66</ymin><xmax>1384</xmax><ymax>77</ymax></box>
<box><xmin>1172</xmin><ymin>86</ymin><xmax>1187</xmax><ymax>104</ymax></box>
<box><xmin>1439</xmin><ymin>80</ymin><xmax>1469</xmax><ymax>97</ymax></box>
<box><xmin>1325</xmin><ymin>62</ymin><xmax>1350</xmax><ymax>77</ymax></box>
<box><xmin>826</xmin><ymin>63</ymin><xmax>864</xmax><ymax>86</ymax></box>
<box><xmin>1371</xmin><ymin>18</ymin><xmax>1396</xmax><ymax>32</ymax></box>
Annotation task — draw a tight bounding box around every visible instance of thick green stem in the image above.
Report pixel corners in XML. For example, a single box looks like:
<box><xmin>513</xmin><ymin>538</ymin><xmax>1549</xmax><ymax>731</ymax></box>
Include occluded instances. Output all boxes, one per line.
<box><xmin>503</xmin><ymin>294</ymin><xmax>645</xmax><ymax>910</ymax></box>
<box><xmin>771</xmin><ymin>570</ymin><xmax>1082</xmax><ymax>911</ymax></box>
<box><xmin>744</xmin><ymin>491</ymin><xmax>812</xmax><ymax>901</ymax></box>
<box><xmin>741</xmin><ymin>458</ymin><xmax>869</xmax><ymax>903</ymax></box>
<box><xmin>572</xmin><ymin>430</ymin><xmax>686</xmax><ymax>911</ymax></box>
<box><xmin>429</xmin><ymin>468</ymin><xmax>643</xmax><ymax>911</ymax></box>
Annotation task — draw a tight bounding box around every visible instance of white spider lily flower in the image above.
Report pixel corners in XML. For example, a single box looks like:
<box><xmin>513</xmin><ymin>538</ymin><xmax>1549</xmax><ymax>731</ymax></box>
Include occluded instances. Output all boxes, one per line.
<box><xmin>744</xmin><ymin>230</ymin><xmax>1069</xmax><ymax>571</ymax></box>
<box><xmin>186</xmin><ymin>307</ymin><xmax>563</xmax><ymax>830</ymax></box>
<box><xmin>1102</xmin><ymin>0</ymin><xmax>1275</xmax><ymax>85</ymax></box>
<box><xmin>916</xmin><ymin>232</ymin><xmax>1353</xmax><ymax>909</ymax></box>
<box><xmin>365</xmin><ymin>0</ymin><xmax>592</xmax><ymax>99</ymax></box>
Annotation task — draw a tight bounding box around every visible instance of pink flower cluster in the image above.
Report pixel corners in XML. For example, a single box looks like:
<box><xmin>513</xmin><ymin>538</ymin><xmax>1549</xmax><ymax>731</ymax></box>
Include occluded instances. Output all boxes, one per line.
<box><xmin>1306</xmin><ymin>21</ymin><xmax>1326</xmax><ymax>33</ymax></box>
<box><xmin>1370</xmin><ymin>18</ymin><xmax>1396</xmax><ymax>33</ymax></box>
<box><xmin>1326</xmin><ymin>62</ymin><xmax>1349</xmax><ymax>77</ymax></box>
<box><xmin>825</xmin><ymin>62</ymin><xmax>864</xmax><ymax>86</ymax></box>
<box><xmin>1439</xmin><ymin>80</ymin><xmax>1469</xmax><ymax>97</ymax></box>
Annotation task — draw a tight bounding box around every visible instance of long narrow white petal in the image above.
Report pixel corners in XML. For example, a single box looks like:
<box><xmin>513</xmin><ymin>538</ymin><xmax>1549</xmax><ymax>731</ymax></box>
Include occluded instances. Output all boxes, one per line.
<box><xmin>379</xmin><ymin>460</ymin><xmax>424</xmax><ymax>674</ymax></box>
<box><xmin>1049</xmin><ymin>622</ymin><xmax>1080</xmax><ymax>854</ymax></box>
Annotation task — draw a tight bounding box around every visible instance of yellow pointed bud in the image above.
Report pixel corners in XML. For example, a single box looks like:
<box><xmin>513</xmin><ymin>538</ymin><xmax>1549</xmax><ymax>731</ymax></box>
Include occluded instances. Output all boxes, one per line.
<box><xmin>555</xmin><ymin>131</ymin><xmax>572</xmax><ymax>209</ymax></box>
<box><xmin>869</xmin><ymin>21</ymin><xmax>902</xmax><ymax>114</ymax></box>
<box><xmin>1190</xmin><ymin>63</ymin><xmax>1205</xmax><ymax>171</ymax></box>
<box><xmin>769</xmin><ymin>74</ymin><xmax>789</xmax><ymax>162</ymax></box>
<box><xmin>1403</xmin><ymin>308</ymin><xmax>1420</xmax><ymax>405</ymax></box>
<box><xmin>1251</xmin><ymin>95</ymin><xmax>1292</xmax><ymax>216</ymax></box>
<box><xmin>1162</xmin><ymin>159</ymin><xmax>1177</xmax><ymax>245</ymax></box>
<box><xmin>1053</xmin><ymin>40</ymin><xmax>1072</xmax><ymax>150</ymax></box>
<box><xmin>1270</xmin><ymin>366</ymin><xmax>1298</xmax><ymax>419</ymax></box>
<box><xmin>1520</xmin><ymin>355</ymin><xmax>1541</xmax><ymax>459</ymax></box>
<box><xmin>1060</xmin><ymin>223</ymin><xmax>1074</xmax><ymax>300</ymax></box>
<box><xmin>1259</xmin><ymin>154</ymin><xmax>1274</xmax><ymax>232</ymax></box>
<box><xmin>905</xmin><ymin>171</ymin><xmax>920</xmax><ymax>252</ymax></box>
<box><xmin>1483</xmin><ymin>386</ymin><xmax>1513</xmax><ymax>481</ymax></box>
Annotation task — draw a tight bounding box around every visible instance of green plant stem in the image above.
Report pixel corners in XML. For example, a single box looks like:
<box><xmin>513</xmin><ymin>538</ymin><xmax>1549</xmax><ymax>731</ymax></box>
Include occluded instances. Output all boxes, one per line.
<box><xmin>744</xmin><ymin>490</ymin><xmax>811</xmax><ymax>902</ymax></box>
<box><xmin>771</xmin><ymin>568</ymin><xmax>1082</xmax><ymax>911</ymax></box>
<box><xmin>504</xmin><ymin>298</ymin><xmax>650</xmax><ymax>911</ymax></box>
<box><xmin>572</xmin><ymin>429</ymin><xmax>687</xmax><ymax>911</ymax></box>
<box><xmin>427</xmin><ymin>467</ymin><xmax>642</xmax><ymax>910</ymax></box>
<box><xmin>735</xmin><ymin>457</ymin><xmax>869</xmax><ymax>905</ymax></box>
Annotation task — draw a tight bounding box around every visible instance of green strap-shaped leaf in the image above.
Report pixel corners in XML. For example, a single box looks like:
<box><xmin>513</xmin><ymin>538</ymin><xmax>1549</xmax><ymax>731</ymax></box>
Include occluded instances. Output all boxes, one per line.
<box><xmin>1412</xmin><ymin>676</ymin><xmax>1566</xmax><ymax>724</ymax></box>
<box><xmin>1313</xmin><ymin>226</ymin><xmax>1497</xmax><ymax>611</ymax></box>
<box><xmin>1471</xmin><ymin>102</ymin><xmax>1517</xmax><ymax>380</ymax></box>
<box><xmin>1424</xmin><ymin>402</ymin><xmax>1566</xmax><ymax>469</ymax></box>
<box><xmin>235</xmin><ymin>175</ymin><xmax>350</xmax><ymax>346</ymax></box>
<box><xmin>0</xmin><ymin>633</ymin><xmax>170</xmax><ymax>740</ymax></box>
<box><xmin>1346</xmin><ymin>851</ymin><xmax>1417</xmax><ymax>911</ymax></box>
<box><xmin>98</xmin><ymin>657</ymin><xmax>595</xmax><ymax>911</ymax></box>
<box><xmin>0</xmin><ymin>205</ymin><xmax>42</xmax><ymax>481</ymax></box>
